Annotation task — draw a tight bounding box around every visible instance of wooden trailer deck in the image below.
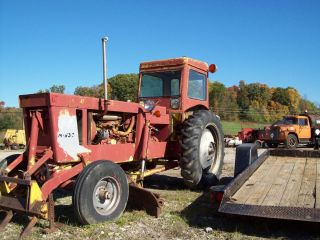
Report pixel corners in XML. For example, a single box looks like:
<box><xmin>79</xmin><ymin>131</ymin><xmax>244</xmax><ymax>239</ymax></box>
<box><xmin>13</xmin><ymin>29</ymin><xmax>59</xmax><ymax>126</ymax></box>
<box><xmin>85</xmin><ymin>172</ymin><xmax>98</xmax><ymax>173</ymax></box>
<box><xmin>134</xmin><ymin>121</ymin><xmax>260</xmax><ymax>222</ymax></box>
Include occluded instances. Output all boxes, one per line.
<box><xmin>218</xmin><ymin>149</ymin><xmax>320</xmax><ymax>222</ymax></box>
<box><xmin>232</xmin><ymin>156</ymin><xmax>319</xmax><ymax>209</ymax></box>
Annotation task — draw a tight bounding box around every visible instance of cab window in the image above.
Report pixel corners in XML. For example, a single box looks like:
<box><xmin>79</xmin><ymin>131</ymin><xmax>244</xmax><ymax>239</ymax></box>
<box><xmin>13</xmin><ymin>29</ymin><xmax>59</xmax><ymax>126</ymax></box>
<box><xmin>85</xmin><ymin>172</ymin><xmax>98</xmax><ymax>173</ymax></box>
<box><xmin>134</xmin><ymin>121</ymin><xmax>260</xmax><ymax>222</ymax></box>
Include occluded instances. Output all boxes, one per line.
<box><xmin>188</xmin><ymin>70</ymin><xmax>206</xmax><ymax>100</ymax></box>
<box><xmin>140</xmin><ymin>71</ymin><xmax>181</xmax><ymax>97</ymax></box>
<box><xmin>299</xmin><ymin>118</ymin><xmax>308</xmax><ymax>126</ymax></box>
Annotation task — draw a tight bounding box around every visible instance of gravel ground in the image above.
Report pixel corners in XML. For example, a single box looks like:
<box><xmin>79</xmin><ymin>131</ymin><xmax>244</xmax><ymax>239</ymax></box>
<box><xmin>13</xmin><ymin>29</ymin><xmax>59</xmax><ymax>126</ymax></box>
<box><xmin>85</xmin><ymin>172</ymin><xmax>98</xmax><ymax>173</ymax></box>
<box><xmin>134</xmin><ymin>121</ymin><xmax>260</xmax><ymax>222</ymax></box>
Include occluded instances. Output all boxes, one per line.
<box><xmin>0</xmin><ymin>148</ymin><xmax>319</xmax><ymax>239</ymax></box>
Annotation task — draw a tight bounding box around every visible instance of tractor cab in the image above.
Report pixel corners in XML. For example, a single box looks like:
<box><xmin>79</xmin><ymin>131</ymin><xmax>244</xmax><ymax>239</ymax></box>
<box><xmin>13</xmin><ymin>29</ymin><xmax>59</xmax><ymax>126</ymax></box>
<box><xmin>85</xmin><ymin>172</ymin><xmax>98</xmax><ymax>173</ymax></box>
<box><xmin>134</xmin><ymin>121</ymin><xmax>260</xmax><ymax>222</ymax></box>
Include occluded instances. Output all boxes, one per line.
<box><xmin>138</xmin><ymin>57</ymin><xmax>216</xmax><ymax>115</ymax></box>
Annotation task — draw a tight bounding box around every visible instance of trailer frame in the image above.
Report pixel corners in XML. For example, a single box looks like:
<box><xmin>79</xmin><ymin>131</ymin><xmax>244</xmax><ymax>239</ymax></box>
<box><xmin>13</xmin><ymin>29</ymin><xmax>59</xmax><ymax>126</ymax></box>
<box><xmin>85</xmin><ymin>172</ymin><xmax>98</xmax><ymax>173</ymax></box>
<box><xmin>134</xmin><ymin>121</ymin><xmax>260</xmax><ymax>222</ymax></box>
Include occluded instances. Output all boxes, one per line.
<box><xmin>215</xmin><ymin>147</ymin><xmax>320</xmax><ymax>222</ymax></box>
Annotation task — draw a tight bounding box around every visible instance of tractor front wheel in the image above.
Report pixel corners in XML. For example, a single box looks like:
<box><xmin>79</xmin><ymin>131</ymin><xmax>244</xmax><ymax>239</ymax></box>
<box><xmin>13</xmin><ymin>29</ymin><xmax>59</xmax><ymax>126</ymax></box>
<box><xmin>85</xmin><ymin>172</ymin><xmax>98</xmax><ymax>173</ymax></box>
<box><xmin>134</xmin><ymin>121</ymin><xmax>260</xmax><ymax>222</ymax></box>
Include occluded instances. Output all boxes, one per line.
<box><xmin>180</xmin><ymin>110</ymin><xmax>224</xmax><ymax>187</ymax></box>
<box><xmin>73</xmin><ymin>160</ymin><xmax>129</xmax><ymax>224</ymax></box>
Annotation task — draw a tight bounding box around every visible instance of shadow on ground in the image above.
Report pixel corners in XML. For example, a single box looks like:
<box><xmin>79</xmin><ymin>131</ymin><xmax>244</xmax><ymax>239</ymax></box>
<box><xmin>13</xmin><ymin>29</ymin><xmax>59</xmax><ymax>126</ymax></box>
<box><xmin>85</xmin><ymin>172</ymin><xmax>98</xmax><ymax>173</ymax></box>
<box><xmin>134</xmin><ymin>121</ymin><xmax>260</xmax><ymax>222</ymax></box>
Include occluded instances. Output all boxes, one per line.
<box><xmin>143</xmin><ymin>173</ymin><xmax>187</xmax><ymax>190</ymax></box>
<box><xmin>180</xmin><ymin>192</ymin><xmax>320</xmax><ymax>239</ymax></box>
<box><xmin>143</xmin><ymin>173</ymin><xmax>320</xmax><ymax>239</ymax></box>
<box><xmin>52</xmin><ymin>189</ymin><xmax>79</xmax><ymax>226</ymax></box>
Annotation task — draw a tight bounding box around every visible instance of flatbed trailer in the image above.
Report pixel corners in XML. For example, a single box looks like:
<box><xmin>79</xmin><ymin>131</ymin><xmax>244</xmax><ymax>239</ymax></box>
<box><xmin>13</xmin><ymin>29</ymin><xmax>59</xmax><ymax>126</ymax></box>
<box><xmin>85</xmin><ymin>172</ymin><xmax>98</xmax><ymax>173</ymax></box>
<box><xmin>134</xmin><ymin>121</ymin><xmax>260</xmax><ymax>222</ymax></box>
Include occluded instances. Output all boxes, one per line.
<box><xmin>213</xmin><ymin>146</ymin><xmax>320</xmax><ymax>222</ymax></box>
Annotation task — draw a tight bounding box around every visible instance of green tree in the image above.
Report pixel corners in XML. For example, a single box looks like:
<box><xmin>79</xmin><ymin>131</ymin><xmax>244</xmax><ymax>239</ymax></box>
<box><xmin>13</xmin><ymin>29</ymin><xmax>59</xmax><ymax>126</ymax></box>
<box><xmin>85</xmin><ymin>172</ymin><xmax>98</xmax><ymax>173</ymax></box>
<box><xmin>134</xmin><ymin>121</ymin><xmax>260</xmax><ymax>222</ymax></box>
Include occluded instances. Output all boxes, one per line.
<box><xmin>247</xmin><ymin>100</ymin><xmax>270</xmax><ymax>123</ymax></box>
<box><xmin>209</xmin><ymin>81</ymin><xmax>239</xmax><ymax>120</ymax></box>
<box><xmin>74</xmin><ymin>74</ymin><xmax>138</xmax><ymax>102</ymax></box>
<box><xmin>209</xmin><ymin>81</ymin><xmax>226</xmax><ymax>114</ymax></box>
<box><xmin>0</xmin><ymin>103</ymin><xmax>23</xmax><ymax>130</ymax></box>
<box><xmin>237</xmin><ymin>80</ymin><xmax>250</xmax><ymax>119</ymax></box>
<box><xmin>108</xmin><ymin>74</ymin><xmax>139</xmax><ymax>101</ymax></box>
<box><xmin>38</xmin><ymin>84</ymin><xmax>65</xmax><ymax>93</ymax></box>
<box><xmin>74</xmin><ymin>85</ymin><xmax>105</xmax><ymax>98</ymax></box>
<box><xmin>49</xmin><ymin>84</ymin><xmax>65</xmax><ymax>93</ymax></box>
<box><xmin>272</xmin><ymin>87</ymin><xmax>290</xmax><ymax>106</ymax></box>
<box><xmin>246</xmin><ymin>83</ymin><xmax>271</xmax><ymax>104</ymax></box>
<box><xmin>272</xmin><ymin>87</ymin><xmax>301</xmax><ymax>114</ymax></box>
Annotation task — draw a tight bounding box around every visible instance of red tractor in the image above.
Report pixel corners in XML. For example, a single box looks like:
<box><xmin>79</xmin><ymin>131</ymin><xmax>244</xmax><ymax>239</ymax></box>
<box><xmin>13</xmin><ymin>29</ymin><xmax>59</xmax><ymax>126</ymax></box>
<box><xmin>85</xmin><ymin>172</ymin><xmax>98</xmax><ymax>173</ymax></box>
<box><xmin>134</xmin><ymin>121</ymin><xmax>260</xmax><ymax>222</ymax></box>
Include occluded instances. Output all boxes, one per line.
<box><xmin>0</xmin><ymin>38</ymin><xmax>224</xmax><ymax>236</ymax></box>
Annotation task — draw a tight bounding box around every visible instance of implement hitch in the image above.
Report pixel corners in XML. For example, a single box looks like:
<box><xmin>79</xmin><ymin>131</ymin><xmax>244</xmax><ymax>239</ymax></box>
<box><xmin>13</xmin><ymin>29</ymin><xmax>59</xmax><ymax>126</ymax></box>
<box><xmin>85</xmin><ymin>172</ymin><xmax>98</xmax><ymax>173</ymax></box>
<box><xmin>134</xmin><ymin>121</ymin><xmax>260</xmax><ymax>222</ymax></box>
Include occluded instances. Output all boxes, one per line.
<box><xmin>0</xmin><ymin>109</ymin><xmax>167</xmax><ymax>237</ymax></box>
<box><xmin>128</xmin><ymin>184</ymin><xmax>164</xmax><ymax>218</ymax></box>
<box><xmin>0</xmin><ymin>175</ymin><xmax>59</xmax><ymax>238</ymax></box>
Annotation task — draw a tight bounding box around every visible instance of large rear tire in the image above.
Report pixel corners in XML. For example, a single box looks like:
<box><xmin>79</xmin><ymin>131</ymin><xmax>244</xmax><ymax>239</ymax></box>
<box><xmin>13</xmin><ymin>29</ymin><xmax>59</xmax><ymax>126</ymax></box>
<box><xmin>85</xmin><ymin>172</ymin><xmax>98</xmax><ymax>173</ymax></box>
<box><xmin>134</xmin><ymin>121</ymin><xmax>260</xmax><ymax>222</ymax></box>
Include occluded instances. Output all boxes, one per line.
<box><xmin>180</xmin><ymin>110</ymin><xmax>224</xmax><ymax>187</ymax></box>
<box><xmin>73</xmin><ymin>160</ymin><xmax>129</xmax><ymax>224</ymax></box>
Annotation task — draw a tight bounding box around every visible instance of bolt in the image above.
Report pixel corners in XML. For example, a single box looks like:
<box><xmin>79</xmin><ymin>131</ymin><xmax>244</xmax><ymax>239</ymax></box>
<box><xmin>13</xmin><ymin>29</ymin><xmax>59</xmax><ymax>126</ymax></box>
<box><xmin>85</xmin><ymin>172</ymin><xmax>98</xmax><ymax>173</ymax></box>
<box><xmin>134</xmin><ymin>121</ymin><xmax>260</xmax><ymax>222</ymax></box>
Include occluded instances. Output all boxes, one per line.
<box><xmin>105</xmin><ymin>192</ymin><xmax>111</xmax><ymax>199</ymax></box>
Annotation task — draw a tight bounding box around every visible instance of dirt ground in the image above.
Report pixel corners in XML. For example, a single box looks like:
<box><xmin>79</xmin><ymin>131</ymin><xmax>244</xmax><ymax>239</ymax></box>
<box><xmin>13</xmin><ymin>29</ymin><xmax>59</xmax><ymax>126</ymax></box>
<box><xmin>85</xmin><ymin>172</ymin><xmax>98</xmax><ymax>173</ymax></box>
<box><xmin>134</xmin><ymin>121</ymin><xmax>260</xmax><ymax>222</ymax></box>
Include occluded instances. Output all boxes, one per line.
<box><xmin>0</xmin><ymin>148</ymin><xmax>319</xmax><ymax>239</ymax></box>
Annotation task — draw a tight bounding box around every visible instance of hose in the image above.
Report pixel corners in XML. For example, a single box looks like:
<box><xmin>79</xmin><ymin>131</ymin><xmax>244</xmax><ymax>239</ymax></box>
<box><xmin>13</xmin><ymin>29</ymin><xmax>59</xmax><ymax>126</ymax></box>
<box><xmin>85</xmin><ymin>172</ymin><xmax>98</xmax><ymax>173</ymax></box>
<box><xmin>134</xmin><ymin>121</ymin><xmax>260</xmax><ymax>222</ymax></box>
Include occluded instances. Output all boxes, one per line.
<box><xmin>112</xmin><ymin>116</ymin><xmax>135</xmax><ymax>136</ymax></box>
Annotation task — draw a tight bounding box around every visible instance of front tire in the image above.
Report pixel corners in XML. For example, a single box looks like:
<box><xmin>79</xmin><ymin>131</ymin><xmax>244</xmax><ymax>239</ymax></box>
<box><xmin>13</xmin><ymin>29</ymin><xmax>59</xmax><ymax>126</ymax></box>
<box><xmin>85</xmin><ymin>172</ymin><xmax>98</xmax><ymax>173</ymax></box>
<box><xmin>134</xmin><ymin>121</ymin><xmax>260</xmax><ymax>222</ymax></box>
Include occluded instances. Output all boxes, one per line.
<box><xmin>73</xmin><ymin>160</ymin><xmax>129</xmax><ymax>224</ymax></box>
<box><xmin>286</xmin><ymin>134</ymin><xmax>298</xmax><ymax>148</ymax></box>
<box><xmin>180</xmin><ymin>110</ymin><xmax>224</xmax><ymax>187</ymax></box>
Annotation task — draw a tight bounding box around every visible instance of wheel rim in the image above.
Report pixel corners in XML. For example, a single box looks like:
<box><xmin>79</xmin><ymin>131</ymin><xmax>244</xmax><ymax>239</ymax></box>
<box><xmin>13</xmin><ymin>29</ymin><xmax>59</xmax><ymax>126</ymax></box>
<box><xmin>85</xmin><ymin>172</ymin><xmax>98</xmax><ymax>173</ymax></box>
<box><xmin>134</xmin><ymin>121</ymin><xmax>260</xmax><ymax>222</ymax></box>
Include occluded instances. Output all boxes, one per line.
<box><xmin>199</xmin><ymin>128</ymin><xmax>217</xmax><ymax>169</ymax></box>
<box><xmin>289</xmin><ymin>137</ymin><xmax>296</xmax><ymax>147</ymax></box>
<box><xmin>92</xmin><ymin>177</ymin><xmax>120</xmax><ymax>216</ymax></box>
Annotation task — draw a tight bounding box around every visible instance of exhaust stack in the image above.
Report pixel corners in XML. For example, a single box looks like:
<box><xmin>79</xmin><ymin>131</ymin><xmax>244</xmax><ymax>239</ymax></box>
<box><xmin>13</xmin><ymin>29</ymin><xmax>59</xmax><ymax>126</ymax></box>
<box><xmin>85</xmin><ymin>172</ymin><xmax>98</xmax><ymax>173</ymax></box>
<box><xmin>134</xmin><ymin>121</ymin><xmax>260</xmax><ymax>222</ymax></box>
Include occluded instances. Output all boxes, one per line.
<box><xmin>102</xmin><ymin>36</ymin><xmax>109</xmax><ymax>100</ymax></box>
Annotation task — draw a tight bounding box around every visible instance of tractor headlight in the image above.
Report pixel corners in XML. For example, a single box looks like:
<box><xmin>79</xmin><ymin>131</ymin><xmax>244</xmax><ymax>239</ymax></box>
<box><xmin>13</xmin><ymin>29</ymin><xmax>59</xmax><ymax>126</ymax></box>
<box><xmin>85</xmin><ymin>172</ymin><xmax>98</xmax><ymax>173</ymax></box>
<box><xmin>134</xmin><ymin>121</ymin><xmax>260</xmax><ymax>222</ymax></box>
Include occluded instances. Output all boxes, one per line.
<box><xmin>144</xmin><ymin>100</ymin><xmax>155</xmax><ymax>112</ymax></box>
<box><xmin>315</xmin><ymin>129</ymin><xmax>320</xmax><ymax>136</ymax></box>
<box><xmin>171</xmin><ymin>98</ymin><xmax>180</xmax><ymax>109</ymax></box>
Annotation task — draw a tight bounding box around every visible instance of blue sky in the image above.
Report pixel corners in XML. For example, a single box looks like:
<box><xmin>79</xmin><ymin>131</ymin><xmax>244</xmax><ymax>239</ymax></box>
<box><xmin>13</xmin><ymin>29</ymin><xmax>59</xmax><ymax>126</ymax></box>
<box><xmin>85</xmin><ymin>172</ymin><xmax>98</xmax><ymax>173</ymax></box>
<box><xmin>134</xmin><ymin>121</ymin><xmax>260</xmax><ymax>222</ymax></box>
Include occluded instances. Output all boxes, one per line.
<box><xmin>0</xmin><ymin>0</ymin><xmax>319</xmax><ymax>107</ymax></box>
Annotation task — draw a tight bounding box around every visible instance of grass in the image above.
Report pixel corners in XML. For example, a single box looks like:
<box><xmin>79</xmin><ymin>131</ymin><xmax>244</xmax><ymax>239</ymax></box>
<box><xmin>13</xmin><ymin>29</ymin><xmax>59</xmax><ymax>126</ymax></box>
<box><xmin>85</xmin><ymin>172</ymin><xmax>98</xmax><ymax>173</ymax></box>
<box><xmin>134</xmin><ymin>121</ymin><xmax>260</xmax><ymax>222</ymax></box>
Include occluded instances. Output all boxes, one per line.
<box><xmin>0</xmin><ymin>131</ymin><xmax>5</xmax><ymax>142</ymax></box>
<box><xmin>221</xmin><ymin>121</ymin><xmax>269</xmax><ymax>136</ymax></box>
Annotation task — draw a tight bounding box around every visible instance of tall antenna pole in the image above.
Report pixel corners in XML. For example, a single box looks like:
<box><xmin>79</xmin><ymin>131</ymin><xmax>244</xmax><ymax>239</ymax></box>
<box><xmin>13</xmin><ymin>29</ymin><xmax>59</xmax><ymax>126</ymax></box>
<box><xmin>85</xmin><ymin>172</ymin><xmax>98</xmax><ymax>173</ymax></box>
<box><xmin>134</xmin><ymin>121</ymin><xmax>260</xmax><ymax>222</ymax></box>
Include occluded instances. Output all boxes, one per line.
<box><xmin>102</xmin><ymin>36</ymin><xmax>109</xmax><ymax>100</ymax></box>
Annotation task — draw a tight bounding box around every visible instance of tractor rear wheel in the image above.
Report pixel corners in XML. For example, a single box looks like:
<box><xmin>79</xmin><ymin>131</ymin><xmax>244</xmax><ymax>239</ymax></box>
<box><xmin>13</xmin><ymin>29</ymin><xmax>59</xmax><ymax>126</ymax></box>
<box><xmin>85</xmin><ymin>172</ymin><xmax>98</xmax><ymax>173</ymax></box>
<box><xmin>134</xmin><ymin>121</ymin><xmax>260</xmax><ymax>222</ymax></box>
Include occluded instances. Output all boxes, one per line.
<box><xmin>73</xmin><ymin>160</ymin><xmax>129</xmax><ymax>224</ymax></box>
<box><xmin>180</xmin><ymin>110</ymin><xmax>224</xmax><ymax>187</ymax></box>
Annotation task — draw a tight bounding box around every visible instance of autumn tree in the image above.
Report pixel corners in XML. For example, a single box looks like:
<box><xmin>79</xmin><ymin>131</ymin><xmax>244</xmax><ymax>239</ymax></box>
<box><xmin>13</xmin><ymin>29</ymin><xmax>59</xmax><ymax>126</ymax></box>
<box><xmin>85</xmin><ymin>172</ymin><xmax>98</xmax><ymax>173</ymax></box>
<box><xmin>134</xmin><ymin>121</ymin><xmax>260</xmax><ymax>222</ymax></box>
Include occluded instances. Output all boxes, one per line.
<box><xmin>286</xmin><ymin>87</ymin><xmax>300</xmax><ymax>113</ymax></box>
<box><xmin>268</xmin><ymin>101</ymin><xmax>290</xmax><ymax>122</ymax></box>
<box><xmin>299</xmin><ymin>98</ymin><xmax>318</xmax><ymax>113</ymax></box>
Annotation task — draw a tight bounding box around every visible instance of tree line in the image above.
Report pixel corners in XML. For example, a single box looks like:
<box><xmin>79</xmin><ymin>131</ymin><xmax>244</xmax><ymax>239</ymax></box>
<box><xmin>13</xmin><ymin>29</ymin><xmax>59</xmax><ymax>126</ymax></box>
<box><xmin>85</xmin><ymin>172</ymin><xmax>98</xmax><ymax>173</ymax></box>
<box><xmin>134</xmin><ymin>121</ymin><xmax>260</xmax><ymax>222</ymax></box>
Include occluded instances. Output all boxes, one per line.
<box><xmin>0</xmin><ymin>101</ymin><xmax>23</xmax><ymax>131</ymax></box>
<box><xmin>1</xmin><ymin>73</ymin><xmax>319</xmax><ymax>130</ymax></box>
<box><xmin>74</xmin><ymin>74</ymin><xmax>319</xmax><ymax>123</ymax></box>
<box><xmin>209</xmin><ymin>80</ymin><xmax>319</xmax><ymax>122</ymax></box>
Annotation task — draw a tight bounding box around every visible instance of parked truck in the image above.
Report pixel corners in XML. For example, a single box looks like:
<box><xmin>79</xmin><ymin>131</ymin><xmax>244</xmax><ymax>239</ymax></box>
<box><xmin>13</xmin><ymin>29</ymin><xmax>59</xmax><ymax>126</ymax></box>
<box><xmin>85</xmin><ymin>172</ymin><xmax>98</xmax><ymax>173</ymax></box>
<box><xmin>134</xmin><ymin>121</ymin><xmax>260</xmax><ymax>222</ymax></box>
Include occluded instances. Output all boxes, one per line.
<box><xmin>261</xmin><ymin>114</ymin><xmax>320</xmax><ymax>148</ymax></box>
<box><xmin>0</xmin><ymin>38</ymin><xmax>224</xmax><ymax>236</ymax></box>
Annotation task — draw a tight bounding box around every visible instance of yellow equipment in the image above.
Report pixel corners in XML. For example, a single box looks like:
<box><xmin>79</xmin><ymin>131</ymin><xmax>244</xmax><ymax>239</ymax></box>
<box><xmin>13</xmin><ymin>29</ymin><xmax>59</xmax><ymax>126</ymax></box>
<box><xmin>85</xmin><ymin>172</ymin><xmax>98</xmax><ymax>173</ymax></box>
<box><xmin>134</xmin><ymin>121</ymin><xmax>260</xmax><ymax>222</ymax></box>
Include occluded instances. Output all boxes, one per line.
<box><xmin>2</xmin><ymin>129</ymin><xmax>26</xmax><ymax>149</ymax></box>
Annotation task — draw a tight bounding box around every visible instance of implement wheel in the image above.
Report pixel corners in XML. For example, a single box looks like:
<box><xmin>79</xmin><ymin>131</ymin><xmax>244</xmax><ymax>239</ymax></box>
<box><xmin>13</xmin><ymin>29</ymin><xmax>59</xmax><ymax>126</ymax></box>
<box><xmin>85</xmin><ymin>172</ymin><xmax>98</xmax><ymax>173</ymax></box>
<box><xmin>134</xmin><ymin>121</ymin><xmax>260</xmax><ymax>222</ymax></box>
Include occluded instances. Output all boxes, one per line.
<box><xmin>180</xmin><ymin>110</ymin><xmax>224</xmax><ymax>187</ymax></box>
<box><xmin>73</xmin><ymin>160</ymin><xmax>129</xmax><ymax>224</ymax></box>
